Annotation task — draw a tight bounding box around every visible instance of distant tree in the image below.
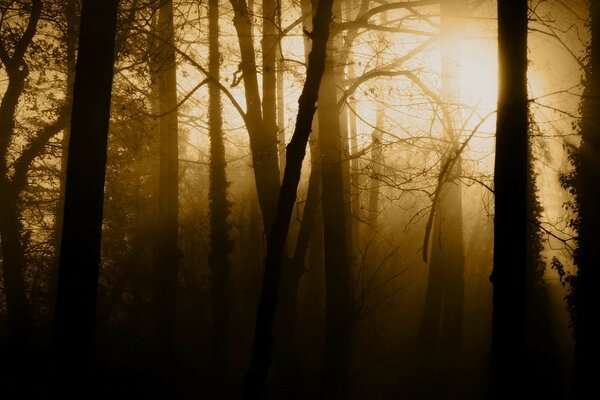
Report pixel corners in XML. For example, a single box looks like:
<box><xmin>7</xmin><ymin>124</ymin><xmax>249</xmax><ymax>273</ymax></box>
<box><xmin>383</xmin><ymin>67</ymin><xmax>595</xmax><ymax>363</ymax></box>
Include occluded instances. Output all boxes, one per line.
<box><xmin>491</xmin><ymin>0</ymin><xmax>528</xmax><ymax>398</ymax></box>
<box><xmin>417</xmin><ymin>1</ymin><xmax>466</xmax><ymax>398</ymax></box>
<box><xmin>53</xmin><ymin>0</ymin><xmax>119</xmax><ymax>392</ymax></box>
<box><xmin>228</xmin><ymin>0</ymin><xmax>281</xmax><ymax>234</ymax></box>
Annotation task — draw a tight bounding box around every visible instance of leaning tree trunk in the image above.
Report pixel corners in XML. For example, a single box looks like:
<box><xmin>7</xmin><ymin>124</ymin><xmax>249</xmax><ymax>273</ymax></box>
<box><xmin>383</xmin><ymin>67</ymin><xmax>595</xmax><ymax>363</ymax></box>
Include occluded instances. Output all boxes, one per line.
<box><xmin>571</xmin><ymin>1</ymin><xmax>600</xmax><ymax>398</ymax></box>
<box><xmin>208</xmin><ymin>0</ymin><xmax>233</xmax><ymax>390</ymax></box>
<box><xmin>152</xmin><ymin>0</ymin><xmax>180</xmax><ymax>366</ymax></box>
<box><xmin>491</xmin><ymin>1</ymin><xmax>528</xmax><ymax>398</ymax></box>
<box><xmin>53</xmin><ymin>0</ymin><xmax>119</xmax><ymax>394</ymax></box>
<box><xmin>242</xmin><ymin>0</ymin><xmax>335</xmax><ymax>397</ymax></box>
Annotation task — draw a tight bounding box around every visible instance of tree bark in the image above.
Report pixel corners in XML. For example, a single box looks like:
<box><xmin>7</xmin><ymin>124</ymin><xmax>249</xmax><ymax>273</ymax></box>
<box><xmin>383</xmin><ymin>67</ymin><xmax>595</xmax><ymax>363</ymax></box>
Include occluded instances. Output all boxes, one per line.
<box><xmin>152</xmin><ymin>0</ymin><xmax>180</xmax><ymax>364</ymax></box>
<box><xmin>318</xmin><ymin>10</ymin><xmax>354</xmax><ymax>395</ymax></box>
<box><xmin>53</xmin><ymin>0</ymin><xmax>119</xmax><ymax>393</ymax></box>
<box><xmin>242</xmin><ymin>0</ymin><xmax>335</xmax><ymax>397</ymax></box>
<box><xmin>491</xmin><ymin>1</ymin><xmax>528</xmax><ymax>398</ymax></box>
<box><xmin>208</xmin><ymin>0</ymin><xmax>233</xmax><ymax>389</ymax></box>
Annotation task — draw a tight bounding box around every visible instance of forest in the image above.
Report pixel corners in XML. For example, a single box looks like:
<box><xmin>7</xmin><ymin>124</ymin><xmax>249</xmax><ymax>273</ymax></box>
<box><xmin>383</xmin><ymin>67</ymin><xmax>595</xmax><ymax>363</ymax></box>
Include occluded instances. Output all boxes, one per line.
<box><xmin>0</xmin><ymin>0</ymin><xmax>597</xmax><ymax>399</ymax></box>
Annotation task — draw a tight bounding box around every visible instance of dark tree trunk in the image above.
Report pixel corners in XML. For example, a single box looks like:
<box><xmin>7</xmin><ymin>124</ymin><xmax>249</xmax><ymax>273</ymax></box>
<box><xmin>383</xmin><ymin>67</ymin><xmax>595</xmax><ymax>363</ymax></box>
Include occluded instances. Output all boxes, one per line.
<box><xmin>208</xmin><ymin>0</ymin><xmax>233</xmax><ymax>389</ymax></box>
<box><xmin>242</xmin><ymin>0</ymin><xmax>335</xmax><ymax>397</ymax></box>
<box><xmin>274</xmin><ymin>128</ymin><xmax>321</xmax><ymax>392</ymax></box>
<box><xmin>49</xmin><ymin>0</ymin><xmax>78</xmax><ymax>320</ymax></box>
<box><xmin>0</xmin><ymin>0</ymin><xmax>41</xmax><ymax>373</ymax></box>
<box><xmin>491</xmin><ymin>1</ymin><xmax>528</xmax><ymax>398</ymax></box>
<box><xmin>318</xmin><ymin>17</ymin><xmax>353</xmax><ymax>397</ymax></box>
<box><xmin>0</xmin><ymin>188</ymin><xmax>32</xmax><ymax>351</ymax></box>
<box><xmin>53</xmin><ymin>0</ymin><xmax>119</xmax><ymax>393</ymax></box>
<box><xmin>152</xmin><ymin>0</ymin><xmax>180</xmax><ymax>364</ymax></box>
<box><xmin>571</xmin><ymin>2</ymin><xmax>600</xmax><ymax>398</ymax></box>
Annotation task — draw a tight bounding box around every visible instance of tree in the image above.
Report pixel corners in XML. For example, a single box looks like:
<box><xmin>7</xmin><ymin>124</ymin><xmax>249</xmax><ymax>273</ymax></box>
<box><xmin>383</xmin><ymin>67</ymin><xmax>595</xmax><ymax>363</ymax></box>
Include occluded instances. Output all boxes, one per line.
<box><xmin>0</xmin><ymin>0</ymin><xmax>72</xmax><ymax>359</ymax></box>
<box><xmin>243</xmin><ymin>0</ymin><xmax>335</xmax><ymax>397</ymax></box>
<box><xmin>151</xmin><ymin>0</ymin><xmax>180</xmax><ymax>364</ymax></box>
<box><xmin>53</xmin><ymin>0</ymin><xmax>119</xmax><ymax>393</ymax></box>
<box><xmin>417</xmin><ymin>1</ymin><xmax>466</xmax><ymax>397</ymax></box>
<box><xmin>491</xmin><ymin>0</ymin><xmax>528</xmax><ymax>398</ymax></box>
<box><xmin>208</xmin><ymin>0</ymin><xmax>233</xmax><ymax>389</ymax></box>
<box><xmin>317</xmin><ymin>2</ymin><xmax>354</xmax><ymax>395</ymax></box>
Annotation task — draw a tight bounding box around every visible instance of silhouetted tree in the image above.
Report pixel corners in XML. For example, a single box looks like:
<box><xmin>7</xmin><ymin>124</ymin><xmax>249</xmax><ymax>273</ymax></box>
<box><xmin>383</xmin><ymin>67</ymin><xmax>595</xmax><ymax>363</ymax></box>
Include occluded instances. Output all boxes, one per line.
<box><xmin>53</xmin><ymin>0</ymin><xmax>119</xmax><ymax>393</ymax></box>
<box><xmin>151</xmin><ymin>0</ymin><xmax>180</xmax><ymax>364</ymax></box>
<box><xmin>208</xmin><ymin>0</ymin><xmax>233</xmax><ymax>389</ymax></box>
<box><xmin>491</xmin><ymin>0</ymin><xmax>528</xmax><ymax>398</ymax></box>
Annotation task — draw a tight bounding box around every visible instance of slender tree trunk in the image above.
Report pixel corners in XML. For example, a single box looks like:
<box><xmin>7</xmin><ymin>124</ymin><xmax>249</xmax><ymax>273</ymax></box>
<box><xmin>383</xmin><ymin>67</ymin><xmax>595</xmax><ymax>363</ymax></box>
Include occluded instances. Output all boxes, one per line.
<box><xmin>492</xmin><ymin>1</ymin><xmax>528</xmax><ymax>398</ymax></box>
<box><xmin>417</xmin><ymin>2</ymin><xmax>465</xmax><ymax>397</ymax></box>
<box><xmin>53</xmin><ymin>0</ymin><xmax>119</xmax><ymax>393</ymax></box>
<box><xmin>208</xmin><ymin>0</ymin><xmax>233</xmax><ymax>389</ymax></box>
<box><xmin>571</xmin><ymin>2</ymin><xmax>600</xmax><ymax>398</ymax></box>
<box><xmin>263</xmin><ymin>0</ymin><xmax>279</xmax><ymax>177</ymax></box>
<box><xmin>276</xmin><ymin>1</ymin><xmax>286</xmax><ymax>178</ymax></box>
<box><xmin>367</xmin><ymin>108</ymin><xmax>383</xmax><ymax>227</ymax></box>
<box><xmin>229</xmin><ymin>0</ymin><xmax>281</xmax><ymax>234</ymax></box>
<box><xmin>243</xmin><ymin>1</ymin><xmax>335</xmax><ymax>397</ymax></box>
<box><xmin>152</xmin><ymin>0</ymin><xmax>180</xmax><ymax>365</ymax></box>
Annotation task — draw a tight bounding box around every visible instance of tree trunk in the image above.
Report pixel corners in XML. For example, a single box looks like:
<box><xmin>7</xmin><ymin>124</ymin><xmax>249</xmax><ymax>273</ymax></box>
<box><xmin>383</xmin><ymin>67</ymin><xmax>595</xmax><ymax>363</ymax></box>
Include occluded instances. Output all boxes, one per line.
<box><xmin>492</xmin><ymin>1</ymin><xmax>528</xmax><ymax>398</ymax></box>
<box><xmin>0</xmin><ymin>188</ymin><xmax>32</xmax><ymax>351</ymax></box>
<box><xmin>229</xmin><ymin>0</ymin><xmax>281</xmax><ymax>234</ymax></box>
<box><xmin>208</xmin><ymin>0</ymin><xmax>233</xmax><ymax>389</ymax></box>
<box><xmin>152</xmin><ymin>0</ymin><xmax>180</xmax><ymax>365</ymax></box>
<box><xmin>318</xmin><ymin>13</ymin><xmax>353</xmax><ymax>396</ymax></box>
<box><xmin>367</xmin><ymin>108</ymin><xmax>383</xmax><ymax>227</ymax></box>
<box><xmin>0</xmin><ymin>0</ymin><xmax>41</xmax><ymax>372</ymax></box>
<box><xmin>243</xmin><ymin>0</ymin><xmax>335</xmax><ymax>397</ymax></box>
<box><xmin>571</xmin><ymin>1</ymin><xmax>600</xmax><ymax>398</ymax></box>
<box><xmin>49</xmin><ymin>0</ymin><xmax>78</xmax><ymax>321</ymax></box>
<box><xmin>417</xmin><ymin>2</ymin><xmax>466</xmax><ymax>397</ymax></box>
<box><xmin>53</xmin><ymin>0</ymin><xmax>119</xmax><ymax>393</ymax></box>
<box><xmin>263</xmin><ymin>0</ymin><xmax>279</xmax><ymax>178</ymax></box>
<box><xmin>276</xmin><ymin>2</ymin><xmax>286</xmax><ymax>178</ymax></box>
